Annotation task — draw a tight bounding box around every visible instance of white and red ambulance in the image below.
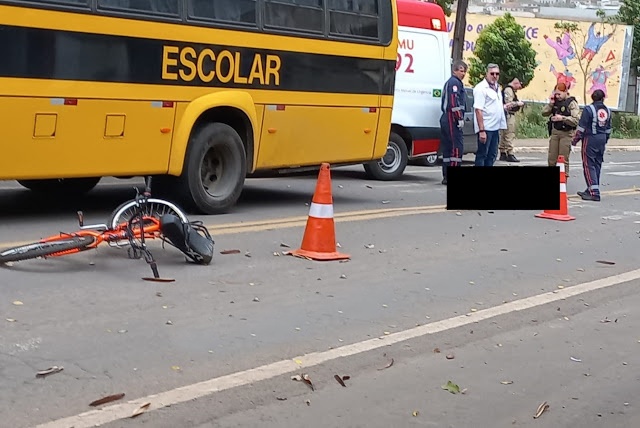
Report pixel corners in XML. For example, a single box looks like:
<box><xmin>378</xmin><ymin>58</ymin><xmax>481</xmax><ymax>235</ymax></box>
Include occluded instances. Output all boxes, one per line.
<box><xmin>364</xmin><ymin>0</ymin><xmax>450</xmax><ymax>180</ymax></box>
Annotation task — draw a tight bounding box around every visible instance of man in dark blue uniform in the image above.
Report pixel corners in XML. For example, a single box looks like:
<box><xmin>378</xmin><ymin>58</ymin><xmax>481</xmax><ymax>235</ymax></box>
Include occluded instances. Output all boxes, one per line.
<box><xmin>439</xmin><ymin>60</ymin><xmax>468</xmax><ymax>185</ymax></box>
<box><xmin>571</xmin><ymin>89</ymin><xmax>612</xmax><ymax>201</ymax></box>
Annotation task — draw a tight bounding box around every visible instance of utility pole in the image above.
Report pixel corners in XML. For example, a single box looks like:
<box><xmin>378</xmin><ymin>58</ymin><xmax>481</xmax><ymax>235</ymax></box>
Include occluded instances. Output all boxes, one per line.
<box><xmin>451</xmin><ymin>0</ymin><xmax>470</xmax><ymax>62</ymax></box>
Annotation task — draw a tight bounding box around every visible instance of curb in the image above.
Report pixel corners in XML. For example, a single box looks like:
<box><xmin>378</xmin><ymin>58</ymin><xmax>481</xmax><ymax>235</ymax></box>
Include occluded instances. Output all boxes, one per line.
<box><xmin>514</xmin><ymin>146</ymin><xmax>640</xmax><ymax>153</ymax></box>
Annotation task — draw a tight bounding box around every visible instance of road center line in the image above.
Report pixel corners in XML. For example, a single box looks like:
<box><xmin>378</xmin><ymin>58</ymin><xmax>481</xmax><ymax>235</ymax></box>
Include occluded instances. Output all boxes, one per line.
<box><xmin>1</xmin><ymin>187</ymin><xmax>638</xmax><ymax>249</ymax></box>
<box><xmin>34</xmin><ymin>267</ymin><xmax>640</xmax><ymax>428</ymax></box>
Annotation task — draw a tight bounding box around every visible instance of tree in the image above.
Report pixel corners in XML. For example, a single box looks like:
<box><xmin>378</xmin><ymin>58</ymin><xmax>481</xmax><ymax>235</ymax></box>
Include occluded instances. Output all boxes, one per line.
<box><xmin>553</xmin><ymin>11</ymin><xmax>616</xmax><ymax>104</ymax></box>
<box><xmin>435</xmin><ymin>0</ymin><xmax>454</xmax><ymax>17</ymax></box>
<box><xmin>613</xmin><ymin>0</ymin><xmax>639</xmax><ymax>69</ymax></box>
<box><xmin>467</xmin><ymin>13</ymin><xmax>538</xmax><ymax>87</ymax></box>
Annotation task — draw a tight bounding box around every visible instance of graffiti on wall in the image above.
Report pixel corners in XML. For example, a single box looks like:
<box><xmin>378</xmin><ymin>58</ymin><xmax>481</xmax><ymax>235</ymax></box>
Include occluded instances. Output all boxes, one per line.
<box><xmin>447</xmin><ymin>13</ymin><xmax>633</xmax><ymax>109</ymax></box>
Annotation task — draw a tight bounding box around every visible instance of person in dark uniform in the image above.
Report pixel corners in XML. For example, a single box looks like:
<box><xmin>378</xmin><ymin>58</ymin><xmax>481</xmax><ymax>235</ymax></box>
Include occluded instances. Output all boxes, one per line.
<box><xmin>439</xmin><ymin>59</ymin><xmax>468</xmax><ymax>185</ymax></box>
<box><xmin>571</xmin><ymin>89</ymin><xmax>612</xmax><ymax>201</ymax></box>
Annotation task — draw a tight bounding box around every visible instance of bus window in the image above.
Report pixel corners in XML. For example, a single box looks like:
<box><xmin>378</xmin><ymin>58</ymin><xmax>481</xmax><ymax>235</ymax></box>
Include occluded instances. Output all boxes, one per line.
<box><xmin>188</xmin><ymin>0</ymin><xmax>257</xmax><ymax>25</ymax></box>
<box><xmin>97</xmin><ymin>0</ymin><xmax>181</xmax><ymax>17</ymax></box>
<box><xmin>264</xmin><ymin>0</ymin><xmax>324</xmax><ymax>33</ymax></box>
<box><xmin>328</xmin><ymin>0</ymin><xmax>378</xmax><ymax>39</ymax></box>
<box><xmin>27</xmin><ymin>0</ymin><xmax>89</xmax><ymax>5</ymax></box>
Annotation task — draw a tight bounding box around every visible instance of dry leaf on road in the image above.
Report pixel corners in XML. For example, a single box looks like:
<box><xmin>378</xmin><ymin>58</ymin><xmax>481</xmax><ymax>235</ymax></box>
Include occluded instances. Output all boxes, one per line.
<box><xmin>131</xmin><ymin>402</ymin><xmax>151</xmax><ymax>418</ymax></box>
<box><xmin>35</xmin><ymin>366</ymin><xmax>64</xmax><ymax>378</ymax></box>
<box><xmin>533</xmin><ymin>401</ymin><xmax>549</xmax><ymax>419</ymax></box>
<box><xmin>334</xmin><ymin>374</ymin><xmax>346</xmax><ymax>387</ymax></box>
<box><xmin>220</xmin><ymin>249</ymin><xmax>241</xmax><ymax>255</ymax></box>
<box><xmin>89</xmin><ymin>393</ymin><xmax>126</xmax><ymax>407</ymax></box>
<box><xmin>378</xmin><ymin>358</ymin><xmax>394</xmax><ymax>370</ymax></box>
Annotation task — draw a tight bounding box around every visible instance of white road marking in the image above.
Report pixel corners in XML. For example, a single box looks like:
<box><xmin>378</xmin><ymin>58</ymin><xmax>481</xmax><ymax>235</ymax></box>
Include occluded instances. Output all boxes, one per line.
<box><xmin>607</xmin><ymin>171</ymin><xmax>640</xmax><ymax>176</ymax></box>
<box><xmin>34</xmin><ymin>267</ymin><xmax>640</xmax><ymax>428</ymax></box>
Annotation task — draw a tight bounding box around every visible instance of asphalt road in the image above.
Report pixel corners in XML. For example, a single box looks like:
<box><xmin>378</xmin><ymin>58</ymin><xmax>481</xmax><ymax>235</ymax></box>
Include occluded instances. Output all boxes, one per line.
<box><xmin>1</xmin><ymin>152</ymin><xmax>639</xmax><ymax>428</ymax></box>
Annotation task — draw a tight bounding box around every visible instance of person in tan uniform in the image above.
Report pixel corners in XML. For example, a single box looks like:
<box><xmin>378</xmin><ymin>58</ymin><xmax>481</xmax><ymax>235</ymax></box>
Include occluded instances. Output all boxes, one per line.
<box><xmin>541</xmin><ymin>82</ymin><xmax>580</xmax><ymax>180</ymax></box>
<box><xmin>499</xmin><ymin>78</ymin><xmax>524</xmax><ymax>163</ymax></box>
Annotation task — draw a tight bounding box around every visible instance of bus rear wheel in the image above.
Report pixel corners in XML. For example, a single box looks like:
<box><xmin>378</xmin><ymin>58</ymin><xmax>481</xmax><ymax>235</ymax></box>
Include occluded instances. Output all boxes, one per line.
<box><xmin>17</xmin><ymin>177</ymin><xmax>101</xmax><ymax>195</ymax></box>
<box><xmin>363</xmin><ymin>132</ymin><xmax>408</xmax><ymax>181</ymax></box>
<box><xmin>177</xmin><ymin>122</ymin><xmax>247</xmax><ymax>215</ymax></box>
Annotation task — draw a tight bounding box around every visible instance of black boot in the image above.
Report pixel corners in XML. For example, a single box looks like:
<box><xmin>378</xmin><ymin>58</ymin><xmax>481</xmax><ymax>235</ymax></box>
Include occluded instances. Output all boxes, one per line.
<box><xmin>506</xmin><ymin>154</ymin><xmax>520</xmax><ymax>163</ymax></box>
<box><xmin>499</xmin><ymin>152</ymin><xmax>508</xmax><ymax>161</ymax></box>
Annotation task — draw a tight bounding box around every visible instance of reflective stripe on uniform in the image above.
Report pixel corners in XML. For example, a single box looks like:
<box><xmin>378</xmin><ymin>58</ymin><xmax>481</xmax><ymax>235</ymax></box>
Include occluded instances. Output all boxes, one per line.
<box><xmin>442</xmin><ymin>157</ymin><xmax>450</xmax><ymax>162</ymax></box>
<box><xmin>576</xmin><ymin>126</ymin><xmax>585</xmax><ymax>132</ymax></box>
<box><xmin>451</xmin><ymin>106</ymin><xmax>464</xmax><ymax>112</ymax></box>
<box><xmin>605</xmin><ymin>128</ymin><xmax>612</xmax><ymax>134</ymax></box>
<box><xmin>309</xmin><ymin>202</ymin><xmax>334</xmax><ymax>219</ymax></box>
<box><xmin>590</xmin><ymin>184</ymin><xmax>600</xmax><ymax>190</ymax></box>
<box><xmin>588</xmin><ymin>104</ymin><xmax>597</xmax><ymax>135</ymax></box>
<box><xmin>450</xmin><ymin>157</ymin><xmax>463</xmax><ymax>162</ymax></box>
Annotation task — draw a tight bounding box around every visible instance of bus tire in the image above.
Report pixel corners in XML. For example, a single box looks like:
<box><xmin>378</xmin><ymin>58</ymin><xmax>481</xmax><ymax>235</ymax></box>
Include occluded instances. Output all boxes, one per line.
<box><xmin>178</xmin><ymin>122</ymin><xmax>247</xmax><ymax>215</ymax></box>
<box><xmin>17</xmin><ymin>177</ymin><xmax>101</xmax><ymax>195</ymax></box>
<box><xmin>363</xmin><ymin>132</ymin><xmax>408</xmax><ymax>181</ymax></box>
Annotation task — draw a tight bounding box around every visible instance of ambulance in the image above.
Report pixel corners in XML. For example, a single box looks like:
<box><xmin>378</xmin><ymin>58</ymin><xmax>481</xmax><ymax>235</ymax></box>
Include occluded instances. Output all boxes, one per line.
<box><xmin>364</xmin><ymin>0</ymin><xmax>451</xmax><ymax>180</ymax></box>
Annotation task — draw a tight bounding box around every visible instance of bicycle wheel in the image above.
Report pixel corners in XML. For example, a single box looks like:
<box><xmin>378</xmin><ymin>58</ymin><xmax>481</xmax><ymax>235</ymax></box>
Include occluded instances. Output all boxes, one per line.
<box><xmin>0</xmin><ymin>236</ymin><xmax>95</xmax><ymax>263</ymax></box>
<box><xmin>108</xmin><ymin>198</ymin><xmax>189</xmax><ymax>230</ymax></box>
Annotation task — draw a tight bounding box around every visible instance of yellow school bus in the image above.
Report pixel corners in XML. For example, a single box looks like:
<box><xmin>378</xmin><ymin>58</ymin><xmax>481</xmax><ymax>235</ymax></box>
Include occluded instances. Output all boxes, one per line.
<box><xmin>0</xmin><ymin>0</ymin><xmax>398</xmax><ymax>214</ymax></box>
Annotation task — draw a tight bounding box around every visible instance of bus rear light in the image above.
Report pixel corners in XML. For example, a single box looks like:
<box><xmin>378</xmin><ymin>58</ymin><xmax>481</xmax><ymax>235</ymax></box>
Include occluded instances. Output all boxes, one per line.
<box><xmin>276</xmin><ymin>104</ymin><xmax>286</xmax><ymax>111</ymax></box>
<box><xmin>160</xmin><ymin>128</ymin><xmax>171</xmax><ymax>134</ymax></box>
<box><xmin>64</xmin><ymin>98</ymin><xmax>78</xmax><ymax>106</ymax></box>
<box><xmin>162</xmin><ymin>101</ymin><xmax>174</xmax><ymax>108</ymax></box>
<box><xmin>431</xmin><ymin>18</ymin><xmax>442</xmax><ymax>30</ymax></box>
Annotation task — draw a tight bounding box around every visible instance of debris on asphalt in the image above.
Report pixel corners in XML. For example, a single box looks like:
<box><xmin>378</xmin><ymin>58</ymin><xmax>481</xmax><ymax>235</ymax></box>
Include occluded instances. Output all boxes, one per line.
<box><xmin>291</xmin><ymin>373</ymin><xmax>315</xmax><ymax>391</ymax></box>
<box><xmin>334</xmin><ymin>374</ymin><xmax>347</xmax><ymax>387</ymax></box>
<box><xmin>533</xmin><ymin>401</ymin><xmax>550</xmax><ymax>419</ymax></box>
<box><xmin>378</xmin><ymin>358</ymin><xmax>394</xmax><ymax>370</ymax></box>
<box><xmin>166</xmin><ymin>320</ymin><xmax>173</xmax><ymax>325</ymax></box>
<box><xmin>412</xmin><ymin>411</ymin><xmax>419</xmax><ymax>417</ymax></box>
<box><xmin>6</xmin><ymin>318</ymin><xmax>16</xmax><ymax>322</ymax></box>
<box><xmin>131</xmin><ymin>402</ymin><xmax>151</xmax><ymax>418</ymax></box>
<box><xmin>381</xmin><ymin>200</ymin><xmax>390</xmax><ymax>204</ymax></box>
<box><xmin>364</xmin><ymin>244</ymin><xmax>375</xmax><ymax>249</ymax></box>
<box><xmin>570</xmin><ymin>357</ymin><xmax>582</xmax><ymax>362</ymax></box>
<box><xmin>446</xmin><ymin>354</ymin><xmax>455</xmax><ymax>360</ymax></box>
<box><xmin>253</xmin><ymin>297</ymin><xmax>260</xmax><ymax>302</ymax></box>
<box><xmin>89</xmin><ymin>393</ymin><xmax>126</xmax><ymax>407</ymax></box>
<box><xmin>12</xmin><ymin>300</ymin><xmax>23</xmax><ymax>306</ymax></box>
<box><xmin>155</xmin><ymin>292</ymin><xmax>162</xmax><ymax>297</ymax></box>
<box><xmin>171</xmin><ymin>365</ymin><xmax>181</xmax><ymax>371</ymax></box>
<box><xmin>600</xmin><ymin>317</ymin><xmax>617</xmax><ymax>323</ymax></box>
<box><xmin>433</xmin><ymin>348</ymin><xmax>441</xmax><ymax>353</ymax></box>
<box><xmin>596</xmin><ymin>260</ymin><xmax>616</xmax><ymax>265</ymax></box>
<box><xmin>280</xmin><ymin>242</ymin><xmax>290</xmax><ymax>248</ymax></box>
<box><xmin>276</xmin><ymin>397</ymin><xmax>287</xmax><ymax>401</ymax></box>
<box><xmin>500</xmin><ymin>381</ymin><xmax>513</xmax><ymax>385</ymax></box>
<box><xmin>245</xmin><ymin>252</ymin><xmax>252</xmax><ymax>258</ymax></box>
<box><xmin>305</xmin><ymin>399</ymin><xmax>311</xmax><ymax>406</ymax></box>
<box><xmin>340</xmin><ymin>274</ymin><xmax>347</xmax><ymax>279</ymax></box>
<box><xmin>36</xmin><ymin>366</ymin><xmax>64</xmax><ymax>378</ymax></box>
<box><xmin>220</xmin><ymin>249</ymin><xmax>241</xmax><ymax>255</ymax></box>
<box><xmin>441</xmin><ymin>380</ymin><xmax>461</xmax><ymax>394</ymax></box>
<box><xmin>500</xmin><ymin>248</ymin><xmax>508</xmax><ymax>252</ymax></box>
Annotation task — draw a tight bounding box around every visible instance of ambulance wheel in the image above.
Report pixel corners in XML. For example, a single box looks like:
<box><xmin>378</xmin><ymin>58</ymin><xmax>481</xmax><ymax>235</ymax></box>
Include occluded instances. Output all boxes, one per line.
<box><xmin>424</xmin><ymin>154</ymin><xmax>438</xmax><ymax>166</ymax></box>
<box><xmin>364</xmin><ymin>132</ymin><xmax>408</xmax><ymax>181</ymax></box>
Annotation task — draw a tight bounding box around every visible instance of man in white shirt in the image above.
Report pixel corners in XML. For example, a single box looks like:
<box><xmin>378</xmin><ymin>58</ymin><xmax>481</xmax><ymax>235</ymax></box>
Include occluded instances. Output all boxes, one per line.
<box><xmin>473</xmin><ymin>63</ymin><xmax>508</xmax><ymax>166</ymax></box>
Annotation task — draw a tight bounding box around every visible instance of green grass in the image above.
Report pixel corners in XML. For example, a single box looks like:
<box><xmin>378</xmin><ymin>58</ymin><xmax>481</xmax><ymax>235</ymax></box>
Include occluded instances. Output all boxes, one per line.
<box><xmin>515</xmin><ymin>103</ymin><xmax>640</xmax><ymax>139</ymax></box>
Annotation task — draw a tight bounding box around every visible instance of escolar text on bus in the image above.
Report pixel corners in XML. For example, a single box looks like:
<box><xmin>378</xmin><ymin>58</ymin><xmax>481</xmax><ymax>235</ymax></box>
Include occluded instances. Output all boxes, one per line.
<box><xmin>162</xmin><ymin>45</ymin><xmax>281</xmax><ymax>86</ymax></box>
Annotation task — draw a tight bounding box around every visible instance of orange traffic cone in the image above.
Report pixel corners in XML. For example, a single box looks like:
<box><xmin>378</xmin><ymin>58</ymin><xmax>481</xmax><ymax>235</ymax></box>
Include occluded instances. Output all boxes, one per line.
<box><xmin>535</xmin><ymin>155</ymin><xmax>575</xmax><ymax>221</ymax></box>
<box><xmin>287</xmin><ymin>163</ymin><xmax>350</xmax><ymax>261</ymax></box>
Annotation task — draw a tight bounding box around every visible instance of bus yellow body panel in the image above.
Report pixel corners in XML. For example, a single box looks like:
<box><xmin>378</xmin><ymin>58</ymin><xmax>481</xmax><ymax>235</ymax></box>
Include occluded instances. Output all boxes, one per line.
<box><xmin>168</xmin><ymin>91</ymin><xmax>259</xmax><ymax>176</ymax></box>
